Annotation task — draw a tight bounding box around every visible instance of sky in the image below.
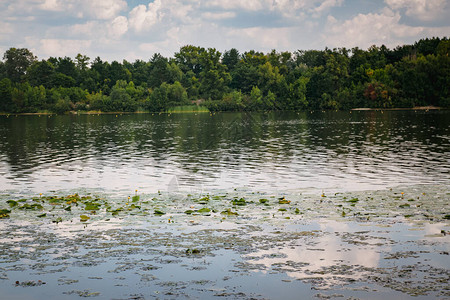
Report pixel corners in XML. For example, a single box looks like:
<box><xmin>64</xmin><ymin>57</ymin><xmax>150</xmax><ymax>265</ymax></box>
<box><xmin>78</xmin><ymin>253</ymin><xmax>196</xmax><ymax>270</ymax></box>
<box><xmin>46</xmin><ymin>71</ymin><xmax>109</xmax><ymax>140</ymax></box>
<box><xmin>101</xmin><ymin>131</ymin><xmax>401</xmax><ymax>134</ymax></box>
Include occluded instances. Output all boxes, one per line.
<box><xmin>1</xmin><ymin>0</ymin><xmax>449</xmax><ymax>62</ymax></box>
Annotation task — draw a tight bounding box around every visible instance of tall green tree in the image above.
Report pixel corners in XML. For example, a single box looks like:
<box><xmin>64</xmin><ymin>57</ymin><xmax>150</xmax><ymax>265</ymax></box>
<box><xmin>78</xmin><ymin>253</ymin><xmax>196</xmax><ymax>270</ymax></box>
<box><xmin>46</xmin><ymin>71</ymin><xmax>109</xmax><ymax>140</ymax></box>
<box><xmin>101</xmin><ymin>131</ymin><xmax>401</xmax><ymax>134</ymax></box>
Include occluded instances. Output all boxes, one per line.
<box><xmin>0</xmin><ymin>78</ymin><xmax>13</xmax><ymax>111</ymax></box>
<box><xmin>27</xmin><ymin>60</ymin><xmax>55</xmax><ymax>88</ymax></box>
<box><xmin>3</xmin><ymin>48</ymin><xmax>36</xmax><ymax>82</ymax></box>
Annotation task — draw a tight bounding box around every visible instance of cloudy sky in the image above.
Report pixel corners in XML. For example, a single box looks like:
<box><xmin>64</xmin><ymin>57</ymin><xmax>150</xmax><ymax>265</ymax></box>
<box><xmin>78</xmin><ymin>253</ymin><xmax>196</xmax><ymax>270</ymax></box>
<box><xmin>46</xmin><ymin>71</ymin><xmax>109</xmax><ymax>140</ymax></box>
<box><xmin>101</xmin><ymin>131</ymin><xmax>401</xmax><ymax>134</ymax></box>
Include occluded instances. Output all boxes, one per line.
<box><xmin>1</xmin><ymin>0</ymin><xmax>449</xmax><ymax>62</ymax></box>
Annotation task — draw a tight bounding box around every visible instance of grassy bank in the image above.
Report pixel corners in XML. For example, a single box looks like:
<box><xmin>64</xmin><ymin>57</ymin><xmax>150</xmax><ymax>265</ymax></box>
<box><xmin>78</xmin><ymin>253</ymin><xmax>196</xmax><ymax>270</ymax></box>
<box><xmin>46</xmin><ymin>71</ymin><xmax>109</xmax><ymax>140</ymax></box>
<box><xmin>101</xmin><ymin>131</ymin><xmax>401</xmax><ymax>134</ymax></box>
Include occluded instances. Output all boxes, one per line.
<box><xmin>167</xmin><ymin>105</ymin><xmax>210</xmax><ymax>113</ymax></box>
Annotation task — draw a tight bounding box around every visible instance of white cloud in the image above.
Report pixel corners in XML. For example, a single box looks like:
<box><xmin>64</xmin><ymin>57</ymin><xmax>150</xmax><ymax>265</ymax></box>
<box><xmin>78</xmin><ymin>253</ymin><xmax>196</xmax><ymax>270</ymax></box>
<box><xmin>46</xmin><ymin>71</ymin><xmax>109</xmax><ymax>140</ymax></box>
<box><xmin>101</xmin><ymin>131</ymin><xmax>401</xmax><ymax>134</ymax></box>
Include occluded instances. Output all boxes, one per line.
<box><xmin>85</xmin><ymin>0</ymin><xmax>127</xmax><ymax>20</ymax></box>
<box><xmin>206</xmin><ymin>0</ymin><xmax>269</xmax><ymax>11</ymax></box>
<box><xmin>128</xmin><ymin>2</ymin><xmax>163</xmax><ymax>32</ymax></box>
<box><xmin>128</xmin><ymin>0</ymin><xmax>193</xmax><ymax>33</ymax></box>
<box><xmin>70</xmin><ymin>21</ymin><xmax>100</xmax><ymax>38</ymax></box>
<box><xmin>321</xmin><ymin>8</ymin><xmax>450</xmax><ymax>50</ymax></box>
<box><xmin>225</xmin><ymin>26</ymin><xmax>292</xmax><ymax>51</ymax></box>
<box><xmin>109</xmin><ymin>16</ymin><xmax>128</xmax><ymax>38</ymax></box>
<box><xmin>385</xmin><ymin>0</ymin><xmax>449</xmax><ymax>21</ymax></box>
<box><xmin>202</xmin><ymin>11</ymin><xmax>236</xmax><ymax>20</ymax></box>
<box><xmin>314</xmin><ymin>0</ymin><xmax>343</xmax><ymax>13</ymax></box>
<box><xmin>40</xmin><ymin>0</ymin><xmax>65</xmax><ymax>11</ymax></box>
<box><xmin>39</xmin><ymin>39</ymin><xmax>92</xmax><ymax>57</ymax></box>
<box><xmin>69</xmin><ymin>17</ymin><xmax>128</xmax><ymax>40</ymax></box>
<box><xmin>0</xmin><ymin>21</ymin><xmax>13</xmax><ymax>37</ymax></box>
<box><xmin>8</xmin><ymin>0</ymin><xmax>127</xmax><ymax>20</ymax></box>
<box><xmin>1</xmin><ymin>0</ymin><xmax>449</xmax><ymax>62</ymax></box>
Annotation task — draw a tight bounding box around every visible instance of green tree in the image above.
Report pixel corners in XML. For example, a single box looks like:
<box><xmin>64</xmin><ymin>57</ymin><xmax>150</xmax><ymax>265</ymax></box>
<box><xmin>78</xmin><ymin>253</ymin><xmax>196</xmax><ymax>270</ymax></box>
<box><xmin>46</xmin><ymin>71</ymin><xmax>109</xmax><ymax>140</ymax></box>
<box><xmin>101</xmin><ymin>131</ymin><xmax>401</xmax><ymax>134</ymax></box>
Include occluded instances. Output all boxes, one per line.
<box><xmin>149</xmin><ymin>83</ymin><xmax>169</xmax><ymax>111</ymax></box>
<box><xmin>174</xmin><ymin>45</ymin><xmax>206</xmax><ymax>76</ymax></box>
<box><xmin>222</xmin><ymin>48</ymin><xmax>240</xmax><ymax>72</ymax></box>
<box><xmin>198</xmin><ymin>48</ymin><xmax>231</xmax><ymax>100</ymax></box>
<box><xmin>27</xmin><ymin>60</ymin><xmax>55</xmax><ymax>88</ymax></box>
<box><xmin>147</xmin><ymin>54</ymin><xmax>173</xmax><ymax>88</ymax></box>
<box><xmin>167</xmin><ymin>81</ymin><xmax>188</xmax><ymax>106</ymax></box>
<box><xmin>0</xmin><ymin>78</ymin><xmax>13</xmax><ymax>111</ymax></box>
<box><xmin>3</xmin><ymin>48</ymin><xmax>36</xmax><ymax>82</ymax></box>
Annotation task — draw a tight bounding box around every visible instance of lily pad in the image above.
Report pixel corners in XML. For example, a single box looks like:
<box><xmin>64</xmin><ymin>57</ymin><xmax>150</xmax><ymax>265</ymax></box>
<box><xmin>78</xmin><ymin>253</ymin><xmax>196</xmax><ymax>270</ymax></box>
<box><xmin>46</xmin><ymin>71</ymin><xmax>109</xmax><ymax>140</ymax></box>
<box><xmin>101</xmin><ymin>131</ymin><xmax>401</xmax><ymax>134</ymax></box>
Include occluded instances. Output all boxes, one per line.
<box><xmin>0</xmin><ymin>209</ymin><xmax>11</xmax><ymax>219</ymax></box>
<box><xmin>347</xmin><ymin>198</ymin><xmax>359</xmax><ymax>203</ymax></box>
<box><xmin>7</xmin><ymin>200</ymin><xmax>18</xmax><ymax>208</ymax></box>
<box><xmin>80</xmin><ymin>215</ymin><xmax>90</xmax><ymax>222</ymax></box>
<box><xmin>85</xmin><ymin>202</ymin><xmax>100</xmax><ymax>211</ymax></box>
<box><xmin>221</xmin><ymin>209</ymin><xmax>238</xmax><ymax>216</ymax></box>
<box><xmin>232</xmin><ymin>198</ymin><xmax>246</xmax><ymax>206</ymax></box>
<box><xmin>278</xmin><ymin>197</ymin><xmax>290</xmax><ymax>204</ymax></box>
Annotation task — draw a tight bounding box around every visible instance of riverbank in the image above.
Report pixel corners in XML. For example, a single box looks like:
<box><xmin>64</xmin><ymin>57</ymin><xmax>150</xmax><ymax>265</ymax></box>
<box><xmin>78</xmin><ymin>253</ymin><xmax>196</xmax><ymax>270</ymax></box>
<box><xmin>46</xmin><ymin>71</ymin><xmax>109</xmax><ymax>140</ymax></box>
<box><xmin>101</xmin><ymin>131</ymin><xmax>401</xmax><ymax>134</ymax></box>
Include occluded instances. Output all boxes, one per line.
<box><xmin>1</xmin><ymin>105</ymin><xmax>447</xmax><ymax>116</ymax></box>
<box><xmin>351</xmin><ymin>105</ymin><xmax>443</xmax><ymax>111</ymax></box>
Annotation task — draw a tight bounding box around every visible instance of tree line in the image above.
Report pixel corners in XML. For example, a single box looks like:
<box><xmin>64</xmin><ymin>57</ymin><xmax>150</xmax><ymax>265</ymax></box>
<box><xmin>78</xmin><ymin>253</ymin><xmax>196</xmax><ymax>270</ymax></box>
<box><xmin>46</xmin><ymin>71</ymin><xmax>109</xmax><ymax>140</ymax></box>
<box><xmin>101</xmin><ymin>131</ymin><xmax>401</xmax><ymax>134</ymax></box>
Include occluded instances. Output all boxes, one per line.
<box><xmin>0</xmin><ymin>37</ymin><xmax>449</xmax><ymax>114</ymax></box>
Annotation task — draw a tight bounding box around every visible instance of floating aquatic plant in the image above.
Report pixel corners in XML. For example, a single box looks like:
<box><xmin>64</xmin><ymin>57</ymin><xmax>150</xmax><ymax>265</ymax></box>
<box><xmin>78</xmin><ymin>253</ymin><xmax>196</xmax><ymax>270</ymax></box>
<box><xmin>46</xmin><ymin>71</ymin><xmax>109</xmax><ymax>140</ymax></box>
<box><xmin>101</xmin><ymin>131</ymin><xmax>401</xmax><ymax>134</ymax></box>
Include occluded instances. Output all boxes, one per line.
<box><xmin>80</xmin><ymin>215</ymin><xmax>90</xmax><ymax>222</ymax></box>
<box><xmin>346</xmin><ymin>198</ymin><xmax>359</xmax><ymax>203</ymax></box>
<box><xmin>278</xmin><ymin>197</ymin><xmax>290</xmax><ymax>204</ymax></box>
<box><xmin>221</xmin><ymin>209</ymin><xmax>238</xmax><ymax>216</ymax></box>
<box><xmin>232</xmin><ymin>198</ymin><xmax>246</xmax><ymax>206</ymax></box>
<box><xmin>197</xmin><ymin>207</ymin><xmax>211</xmax><ymax>214</ymax></box>
<box><xmin>0</xmin><ymin>209</ymin><xmax>10</xmax><ymax>219</ymax></box>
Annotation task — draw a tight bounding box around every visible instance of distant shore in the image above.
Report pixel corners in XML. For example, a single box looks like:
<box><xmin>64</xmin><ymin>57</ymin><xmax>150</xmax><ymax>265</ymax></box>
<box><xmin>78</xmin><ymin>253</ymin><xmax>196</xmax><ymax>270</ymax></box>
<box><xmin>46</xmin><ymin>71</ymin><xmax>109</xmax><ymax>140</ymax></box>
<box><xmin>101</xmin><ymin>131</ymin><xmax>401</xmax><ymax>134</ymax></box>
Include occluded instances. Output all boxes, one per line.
<box><xmin>0</xmin><ymin>106</ymin><xmax>446</xmax><ymax>116</ymax></box>
<box><xmin>351</xmin><ymin>106</ymin><xmax>443</xmax><ymax>111</ymax></box>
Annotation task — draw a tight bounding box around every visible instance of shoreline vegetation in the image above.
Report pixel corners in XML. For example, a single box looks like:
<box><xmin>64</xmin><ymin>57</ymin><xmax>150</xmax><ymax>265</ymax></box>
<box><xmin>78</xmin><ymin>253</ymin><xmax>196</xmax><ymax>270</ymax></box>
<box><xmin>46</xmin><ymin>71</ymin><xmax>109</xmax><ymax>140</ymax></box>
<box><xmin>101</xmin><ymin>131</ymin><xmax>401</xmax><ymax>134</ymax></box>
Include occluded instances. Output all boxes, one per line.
<box><xmin>0</xmin><ymin>105</ymin><xmax>445</xmax><ymax>116</ymax></box>
<box><xmin>0</xmin><ymin>37</ymin><xmax>449</xmax><ymax>115</ymax></box>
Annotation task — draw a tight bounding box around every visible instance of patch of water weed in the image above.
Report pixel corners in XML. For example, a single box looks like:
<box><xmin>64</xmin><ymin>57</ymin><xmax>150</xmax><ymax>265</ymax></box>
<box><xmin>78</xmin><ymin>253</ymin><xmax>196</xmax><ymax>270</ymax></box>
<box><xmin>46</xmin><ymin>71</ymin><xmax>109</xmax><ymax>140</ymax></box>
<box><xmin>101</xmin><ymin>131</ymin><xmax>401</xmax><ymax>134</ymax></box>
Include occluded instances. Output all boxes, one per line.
<box><xmin>63</xmin><ymin>290</ymin><xmax>100</xmax><ymax>297</ymax></box>
<box><xmin>0</xmin><ymin>185</ymin><xmax>449</xmax><ymax>298</ymax></box>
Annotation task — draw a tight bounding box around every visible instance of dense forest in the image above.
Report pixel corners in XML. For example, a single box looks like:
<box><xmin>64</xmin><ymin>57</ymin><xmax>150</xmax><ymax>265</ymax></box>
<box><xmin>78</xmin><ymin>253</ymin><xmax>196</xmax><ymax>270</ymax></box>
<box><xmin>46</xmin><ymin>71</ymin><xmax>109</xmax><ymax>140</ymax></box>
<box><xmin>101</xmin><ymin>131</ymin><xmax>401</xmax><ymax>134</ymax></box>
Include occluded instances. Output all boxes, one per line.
<box><xmin>0</xmin><ymin>37</ymin><xmax>449</xmax><ymax>113</ymax></box>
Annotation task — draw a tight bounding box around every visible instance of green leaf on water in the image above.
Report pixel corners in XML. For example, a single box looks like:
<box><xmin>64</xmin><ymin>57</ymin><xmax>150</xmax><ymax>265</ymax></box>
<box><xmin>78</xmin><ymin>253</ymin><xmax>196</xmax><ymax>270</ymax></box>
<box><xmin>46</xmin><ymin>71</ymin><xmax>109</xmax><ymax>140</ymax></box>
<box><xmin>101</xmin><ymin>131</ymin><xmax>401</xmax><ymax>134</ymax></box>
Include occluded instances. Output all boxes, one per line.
<box><xmin>132</xmin><ymin>195</ymin><xmax>140</xmax><ymax>202</ymax></box>
<box><xmin>232</xmin><ymin>198</ymin><xmax>246</xmax><ymax>206</ymax></box>
<box><xmin>37</xmin><ymin>213</ymin><xmax>47</xmax><ymax>218</ymax></box>
<box><xmin>221</xmin><ymin>209</ymin><xmax>238</xmax><ymax>216</ymax></box>
<box><xmin>197</xmin><ymin>207</ymin><xmax>211</xmax><ymax>213</ymax></box>
<box><xmin>80</xmin><ymin>215</ymin><xmax>90</xmax><ymax>222</ymax></box>
<box><xmin>259</xmin><ymin>199</ymin><xmax>268</xmax><ymax>204</ymax></box>
<box><xmin>18</xmin><ymin>203</ymin><xmax>43</xmax><ymax>210</ymax></box>
<box><xmin>0</xmin><ymin>209</ymin><xmax>11</xmax><ymax>219</ymax></box>
<box><xmin>278</xmin><ymin>197</ymin><xmax>290</xmax><ymax>204</ymax></box>
<box><xmin>154</xmin><ymin>210</ymin><xmax>165</xmax><ymax>215</ymax></box>
<box><xmin>52</xmin><ymin>217</ymin><xmax>63</xmax><ymax>224</ymax></box>
<box><xmin>85</xmin><ymin>202</ymin><xmax>100</xmax><ymax>210</ymax></box>
<box><xmin>7</xmin><ymin>200</ymin><xmax>18</xmax><ymax>208</ymax></box>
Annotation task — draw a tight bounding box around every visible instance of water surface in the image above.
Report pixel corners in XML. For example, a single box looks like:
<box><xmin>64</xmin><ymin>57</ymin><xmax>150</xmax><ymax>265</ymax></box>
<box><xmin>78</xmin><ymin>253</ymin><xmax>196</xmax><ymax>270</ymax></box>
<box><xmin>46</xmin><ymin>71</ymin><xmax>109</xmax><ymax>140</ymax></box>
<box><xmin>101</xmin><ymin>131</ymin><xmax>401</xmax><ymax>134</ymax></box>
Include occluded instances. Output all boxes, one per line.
<box><xmin>0</xmin><ymin>110</ymin><xmax>448</xmax><ymax>194</ymax></box>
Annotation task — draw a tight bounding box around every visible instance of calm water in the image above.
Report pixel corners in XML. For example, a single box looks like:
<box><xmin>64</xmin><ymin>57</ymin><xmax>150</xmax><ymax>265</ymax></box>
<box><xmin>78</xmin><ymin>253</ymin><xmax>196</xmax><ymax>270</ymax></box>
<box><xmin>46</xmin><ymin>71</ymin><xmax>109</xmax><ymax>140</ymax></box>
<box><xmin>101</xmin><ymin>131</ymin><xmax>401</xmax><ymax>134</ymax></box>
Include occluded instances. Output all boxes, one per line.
<box><xmin>1</xmin><ymin>110</ymin><xmax>449</xmax><ymax>300</ymax></box>
<box><xmin>0</xmin><ymin>110</ymin><xmax>449</xmax><ymax>194</ymax></box>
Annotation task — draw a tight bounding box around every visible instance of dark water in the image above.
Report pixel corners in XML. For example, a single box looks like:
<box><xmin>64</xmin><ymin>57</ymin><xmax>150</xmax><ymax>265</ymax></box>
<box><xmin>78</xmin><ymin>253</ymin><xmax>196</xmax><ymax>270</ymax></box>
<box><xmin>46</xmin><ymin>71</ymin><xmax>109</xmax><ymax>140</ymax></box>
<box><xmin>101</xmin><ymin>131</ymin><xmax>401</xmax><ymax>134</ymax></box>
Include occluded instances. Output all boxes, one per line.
<box><xmin>0</xmin><ymin>110</ymin><xmax>449</xmax><ymax>194</ymax></box>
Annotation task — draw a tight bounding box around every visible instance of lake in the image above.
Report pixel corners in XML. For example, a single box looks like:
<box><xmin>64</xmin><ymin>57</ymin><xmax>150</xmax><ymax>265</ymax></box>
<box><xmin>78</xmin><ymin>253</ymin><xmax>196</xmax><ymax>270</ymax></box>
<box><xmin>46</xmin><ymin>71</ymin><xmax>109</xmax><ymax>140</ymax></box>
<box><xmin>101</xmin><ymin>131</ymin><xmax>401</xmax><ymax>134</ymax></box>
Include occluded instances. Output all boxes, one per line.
<box><xmin>0</xmin><ymin>110</ymin><xmax>449</xmax><ymax>299</ymax></box>
<box><xmin>1</xmin><ymin>110</ymin><xmax>449</xmax><ymax>194</ymax></box>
